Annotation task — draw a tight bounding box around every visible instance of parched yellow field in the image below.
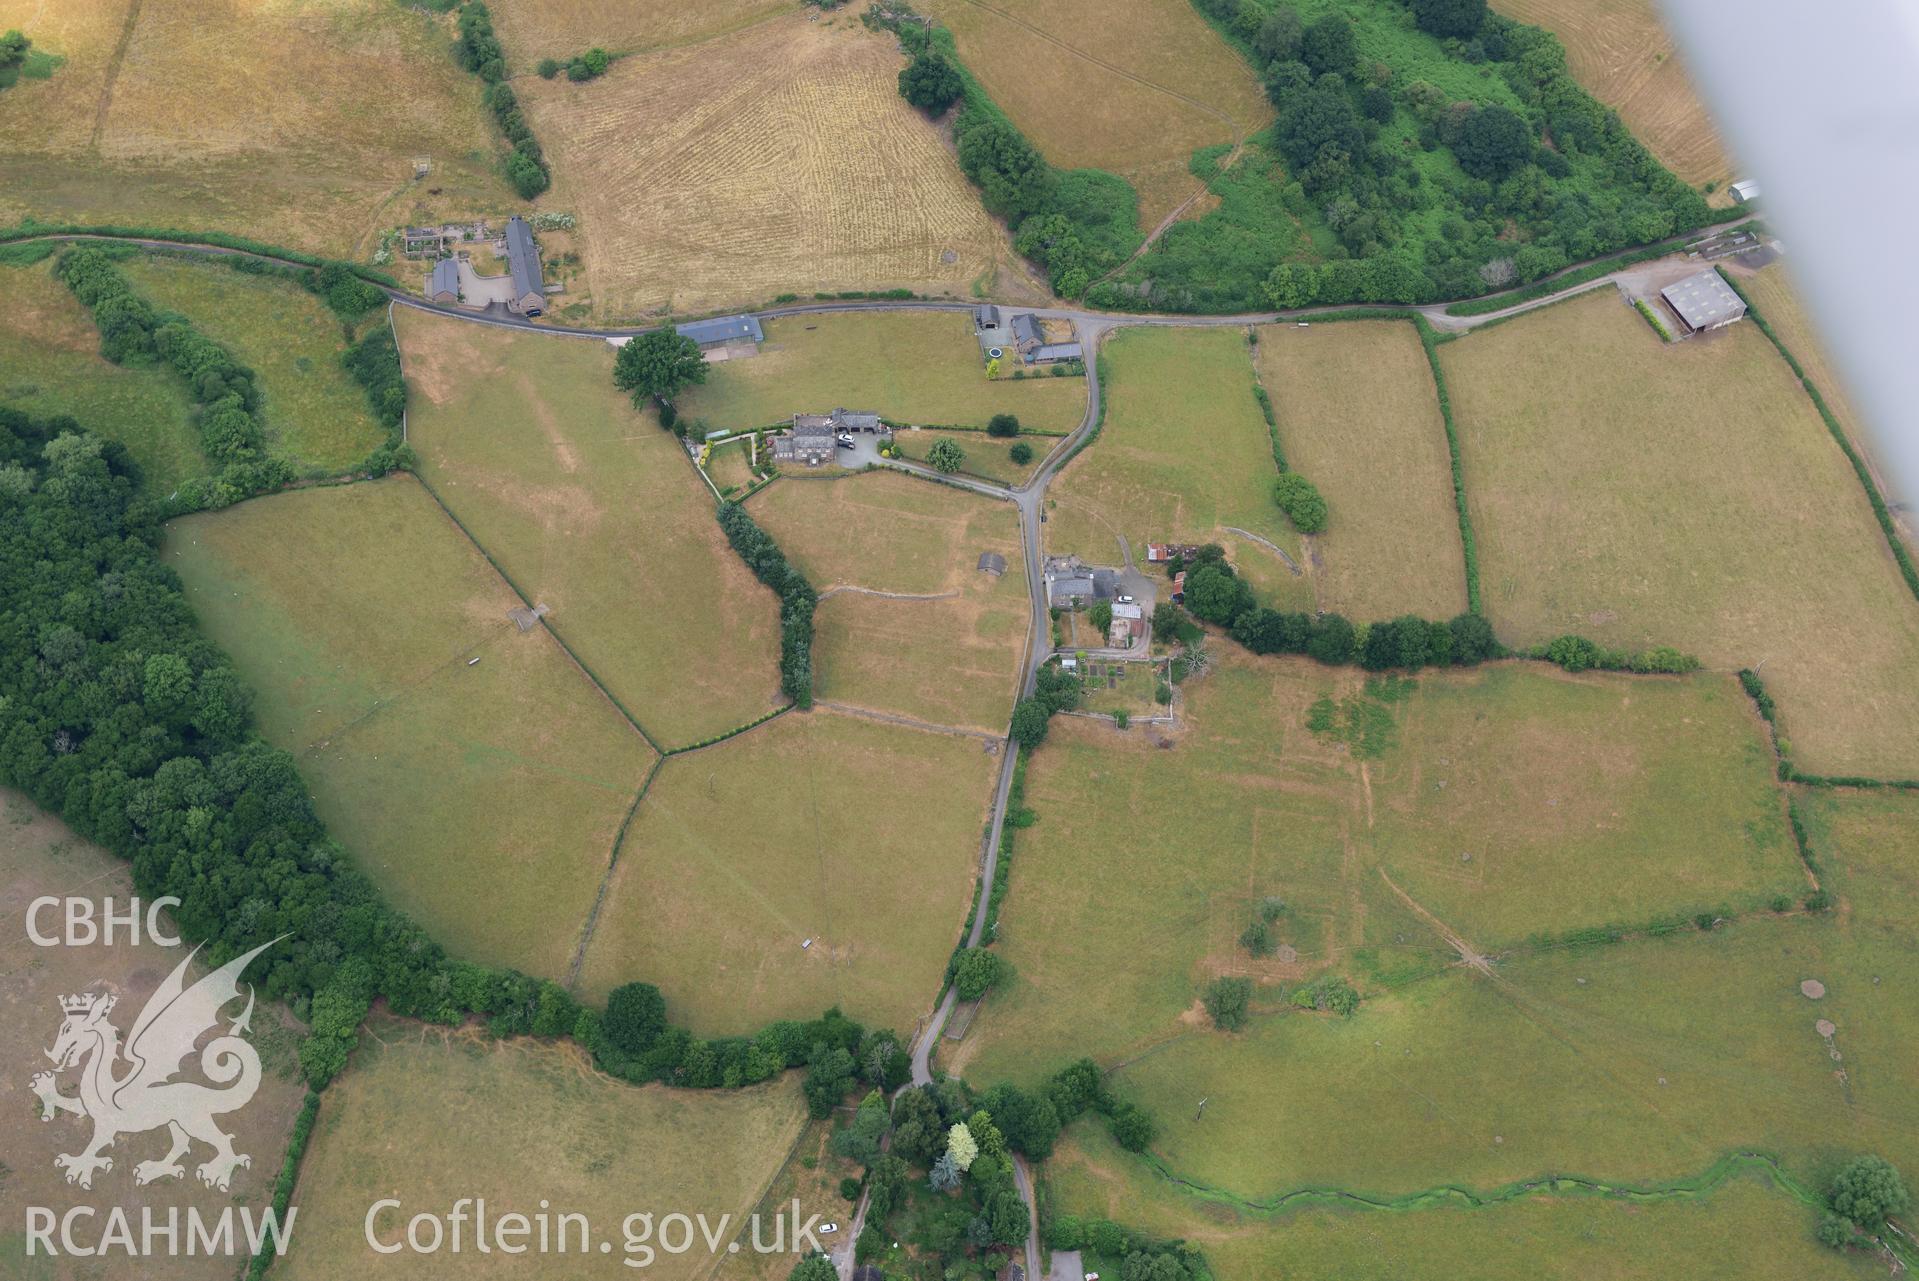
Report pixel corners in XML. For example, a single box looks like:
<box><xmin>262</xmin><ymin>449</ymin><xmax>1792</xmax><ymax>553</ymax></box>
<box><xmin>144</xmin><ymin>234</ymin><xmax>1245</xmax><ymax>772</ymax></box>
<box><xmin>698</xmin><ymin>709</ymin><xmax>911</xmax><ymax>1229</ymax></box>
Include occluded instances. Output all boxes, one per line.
<box><xmin>166</xmin><ymin>476</ymin><xmax>657</xmax><ymax>980</ymax></box>
<box><xmin>283</xmin><ymin>1020</ymin><xmax>808</xmax><ymax>1281</ymax></box>
<box><xmin>1046</xmin><ymin>327</ymin><xmax>1311</xmax><ymax>609</ymax></box>
<box><xmin>751</xmin><ymin>471</ymin><xmax>1030</xmax><ymax>734</ymax></box>
<box><xmin>491</xmin><ymin>0</ymin><xmax>791</xmax><ymax>64</ymax></box>
<box><xmin>919</xmin><ymin>0</ymin><xmax>1270</xmax><ymax>226</ymax></box>
<box><xmin>578</xmin><ymin>708</ymin><xmax>998</xmax><ymax>1037</ymax></box>
<box><xmin>1253</xmin><ymin>321</ymin><xmax>1466</xmax><ymax>621</ymax></box>
<box><xmin>0</xmin><ymin>0</ymin><xmax>509</xmax><ymax>257</ymax></box>
<box><xmin>396</xmin><ymin>306</ymin><xmax>783</xmax><ymax>748</ymax></box>
<box><xmin>520</xmin><ymin>14</ymin><xmax>1013</xmax><ymax>317</ymax></box>
<box><xmin>0</xmin><ymin>791</ymin><xmax>310</xmax><ymax>1281</ymax></box>
<box><xmin>1491</xmin><ymin>0</ymin><xmax>1734</xmax><ymax>193</ymax></box>
<box><xmin>676</xmin><ymin>311</ymin><xmax>1086</xmax><ymax>434</ymax></box>
<box><xmin>1443</xmin><ymin>290</ymin><xmax>1919</xmax><ymax>779</ymax></box>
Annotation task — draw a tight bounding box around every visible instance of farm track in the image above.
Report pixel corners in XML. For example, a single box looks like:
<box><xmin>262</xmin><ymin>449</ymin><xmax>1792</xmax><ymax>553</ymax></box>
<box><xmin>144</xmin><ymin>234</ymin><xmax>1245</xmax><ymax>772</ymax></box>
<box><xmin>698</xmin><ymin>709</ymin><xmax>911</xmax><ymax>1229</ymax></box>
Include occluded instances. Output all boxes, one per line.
<box><xmin>89</xmin><ymin>0</ymin><xmax>145</xmax><ymax>151</ymax></box>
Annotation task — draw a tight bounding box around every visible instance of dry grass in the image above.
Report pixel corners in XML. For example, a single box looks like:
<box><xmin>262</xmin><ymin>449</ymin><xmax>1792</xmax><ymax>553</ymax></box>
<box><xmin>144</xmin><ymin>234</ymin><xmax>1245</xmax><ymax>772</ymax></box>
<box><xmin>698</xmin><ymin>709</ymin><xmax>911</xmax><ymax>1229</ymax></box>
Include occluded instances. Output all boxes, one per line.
<box><xmin>164</xmin><ymin>476</ymin><xmax>657</xmax><ymax>980</ymax></box>
<box><xmin>519</xmin><ymin>14</ymin><xmax>1015</xmax><ymax>318</ymax></box>
<box><xmin>676</xmin><ymin>311</ymin><xmax>1087</xmax><ymax>435</ymax></box>
<box><xmin>283</xmin><ymin>1018</ymin><xmax>808</xmax><ymax>1280</ymax></box>
<box><xmin>396</xmin><ymin>306</ymin><xmax>784</xmax><ymax>748</ymax></box>
<box><xmin>0</xmin><ymin>790</ymin><xmax>311</xmax><ymax>1278</ymax></box>
<box><xmin>577</xmin><ymin>708</ymin><xmax>999</xmax><ymax>1037</ymax></box>
<box><xmin>751</xmin><ymin>471</ymin><xmax>1030</xmax><ymax>734</ymax></box>
<box><xmin>1491</xmin><ymin>0</ymin><xmax>1734</xmax><ymax>195</ymax></box>
<box><xmin>1045</xmin><ymin>327</ymin><xmax>1312</xmax><ymax>609</ymax></box>
<box><xmin>0</xmin><ymin>258</ymin><xmax>204</xmax><ymax>491</ymax></box>
<box><xmin>490</xmin><ymin>0</ymin><xmax>791</xmax><ymax>65</ymax></box>
<box><xmin>1799</xmin><ymin>786</ymin><xmax>1919</xmax><ymax>935</ymax></box>
<box><xmin>894</xmin><ymin>429</ymin><xmax>1045</xmax><ymax>486</ymax></box>
<box><xmin>1253</xmin><ymin>321</ymin><xmax>1466</xmax><ymax>621</ymax></box>
<box><xmin>1442</xmin><ymin>290</ymin><xmax>1919</xmax><ymax>778</ymax></box>
<box><xmin>713</xmin><ymin>1118</ymin><xmax>864</xmax><ymax>1281</ymax></box>
<box><xmin>918</xmin><ymin>0</ymin><xmax>1271</xmax><ymax>226</ymax></box>
<box><xmin>123</xmin><ymin>254</ymin><xmax>385</xmax><ymax>473</ymax></box>
<box><xmin>0</xmin><ymin>0</ymin><xmax>510</xmax><ymax>258</ymax></box>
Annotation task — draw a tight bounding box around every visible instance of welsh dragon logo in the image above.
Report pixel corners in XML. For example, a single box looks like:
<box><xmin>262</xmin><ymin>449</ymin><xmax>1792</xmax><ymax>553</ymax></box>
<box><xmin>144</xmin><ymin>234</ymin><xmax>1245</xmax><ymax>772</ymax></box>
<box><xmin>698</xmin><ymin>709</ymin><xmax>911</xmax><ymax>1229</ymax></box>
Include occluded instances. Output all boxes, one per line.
<box><xmin>30</xmin><ymin>937</ymin><xmax>281</xmax><ymax>1192</ymax></box>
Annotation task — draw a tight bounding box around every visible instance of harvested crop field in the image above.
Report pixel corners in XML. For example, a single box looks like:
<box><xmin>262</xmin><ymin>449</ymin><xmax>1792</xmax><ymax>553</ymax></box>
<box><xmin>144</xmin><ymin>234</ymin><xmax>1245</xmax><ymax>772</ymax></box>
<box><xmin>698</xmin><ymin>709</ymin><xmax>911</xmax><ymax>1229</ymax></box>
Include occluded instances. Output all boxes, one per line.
<box><xmin>1046</xmin><ymin>327</ymin><xmax>1311</xmax><ymax>608</ymax></box>
<box><xmin>1047</xmin><ymin>1125</ymin><xmax>1869</xmax><ymax>1281</ymax></box>
<box><xmin>282</xmin><ymin>1019</ymin><xmax>808</xmax><ymax>1281</ymax></box>
<box><xmin>577</xmin><ymin>708</ymin><xmax>998</xmax><ymax>1037</ymax></box>
<box><xmin>0</xmin><ymin>0</ymin><xmax>508</xmax><ymax>257</ymax></box>
<box><xmin>165</xmin><ymin>476</ymin><xmax>656</xmax><ymax>980</ymax></box>
<box><xmin>676</xmin><ymin>311</ymin><xmax>1087</xmax><ymax>434</ymax></box>
<box><xmin>752</xmin><ymin>472</ymin><xmax>1030</xmax><ymax>734</ymax></box>
<box><xmin>1491</xmin><ymin>0</ymin><xmax>1733</xmax><ymax>193</ymax></box>
<box><xmin>1253</xmin><ymin>321</ymin><xmax>1466</xmax><ymax>620</ymax></box>
<box><xmin>0</xmin><ymin>791</ymin><xmax>311</xmax><ymax>1280</ymax></box>
<box><xmin>1367</xmin><ymin>665</ymin><xmax>1804</xmax><ymax>946</ymax></box>
<box><xmin>1442</xmin><ymin>290</ymin><xmax>1919</xmax><ymax>778</ymax></box>
<box><xmin>918</xmin><ymin>0</ymin><xmax>1271</xmax><ymax>226</ymax></box>
<box><xmin>0</xmin><ymin>258</ymin><xmax>204</xmax><ymax>491</ymax></box>
<box><xmin>123</xmin><ymin>255</ymin><xmax>386</xmax><ymax>473</ymax></box>
<box><xmin>490</xmin><ymin>0</ymin><xmax>790</xmax><ymax>65</ymax></box>
<box><xmin>1114</xmin><ymin>916</ymin><xmax>1919</xmax><ymax>1202</ymax></box>
<box><xmin>519</xmin><ymin>14</ymin><xmax>1015</xmax><ymax>317</ymax></box>
<box><xmin>396</xmin><ymin>307</ymin><xmax>782</xmax><ymax>748</ymax></box>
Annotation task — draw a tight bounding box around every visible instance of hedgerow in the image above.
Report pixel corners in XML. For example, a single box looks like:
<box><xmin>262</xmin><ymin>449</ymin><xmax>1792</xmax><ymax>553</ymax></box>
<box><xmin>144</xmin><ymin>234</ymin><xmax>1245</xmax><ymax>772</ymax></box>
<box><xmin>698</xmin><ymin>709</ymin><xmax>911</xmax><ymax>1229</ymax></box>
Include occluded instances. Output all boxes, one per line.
<box><xmin>455</xmin><ymin>2</ymin><xmax>550</xmax><ymax>198</ymax></box>
<box><xmin>716</xmin><ymin>501</ymin><xmax>816</xmax><ymax>707</ymax></box>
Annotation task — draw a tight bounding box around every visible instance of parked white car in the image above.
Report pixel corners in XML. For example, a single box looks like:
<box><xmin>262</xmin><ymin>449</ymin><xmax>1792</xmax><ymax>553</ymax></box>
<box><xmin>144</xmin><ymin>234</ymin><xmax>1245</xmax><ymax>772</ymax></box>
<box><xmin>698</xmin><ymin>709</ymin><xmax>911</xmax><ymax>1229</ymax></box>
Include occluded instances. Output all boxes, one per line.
<box><xmin>819</xmin><ymin>1223</ymin><xmax>839</xmax><ymax>1234</ymax></box>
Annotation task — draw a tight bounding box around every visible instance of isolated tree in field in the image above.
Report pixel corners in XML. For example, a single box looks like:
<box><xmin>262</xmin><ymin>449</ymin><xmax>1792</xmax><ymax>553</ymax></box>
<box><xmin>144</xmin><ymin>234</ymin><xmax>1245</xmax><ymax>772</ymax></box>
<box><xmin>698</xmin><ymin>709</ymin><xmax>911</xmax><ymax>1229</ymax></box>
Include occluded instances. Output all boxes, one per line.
<box><xmin>613</xmin><ymin>330</ymin><xmax>707</xmax><ymax>406</ymax></box>
<box><xmin>1202</xmin><ymin>976</ymin><xmax>1253</xmax><ymax>1030</ymax></box>
<box><xmin>1009</xmin><ymin>441</ymin><xmax>1033</xmax><ymax>465</ymax></box>
<box><xmin>926</xmin><ymin>438</ymin><xmax>965</xmax><ymax>473</ymax></box>
<box><xmin>0</xmin><ymin>29</ymin><xmax>30</xmax><ymax>69</ymax></box>
<box><xmin>1272</xmin><ymin>472</ymin><xmax>1328</xmax><ymax>533</ymax></box>
<box><xmin>1830</xmin><ymin>1156</ymin><xmax>1910</xmax><ymax>1231</ymax></box>
<box><xmin>899</xmin><ymin>52</ymin><xmax>964</xmax><ymax>113</ymax></box>
<box><xmin>1411</xmin><ymin>0</ymin><xmax>1487</xmax><ymax>39</ymax></box>
<box><xmin>603</xmin><ymin>981</ymin><xmax>667</xmax><ymax>1055</ymax></box>
<box><xmin>987</xmin><ymin>412</ymin><xmax>1021</xmax><ymax>437</ymax></box>
<box><xmin>1453</xmin><ymin>104</ymin><xmax>1533</xmax><ymax>180</ymax></box>
<box><xmin>953</xmin><ymin>946</ymin><xmax>1006</xmax><ymax>1000</ymax></box>
<box><xmin>1108</xmin><ymin>1102</ymin><xmax>1156</xmax><ymax>1152</ymax></box>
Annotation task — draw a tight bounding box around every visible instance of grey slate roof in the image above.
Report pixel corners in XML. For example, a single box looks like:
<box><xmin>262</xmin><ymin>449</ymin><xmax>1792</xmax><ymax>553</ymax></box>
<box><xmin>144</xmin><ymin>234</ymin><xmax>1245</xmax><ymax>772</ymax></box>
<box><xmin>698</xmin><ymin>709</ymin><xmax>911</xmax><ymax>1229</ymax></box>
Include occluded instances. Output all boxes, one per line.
<box><xmin>975</xmin><ymin>303</ymin><xmax>1001</xmax><ymax>330</ymax></box>
<box><xmin>1049</xmin><ymin>576</ymin><xmax>1096</xmax><ymax>600</ymax></box>
<box><xmin>429</xmin><ymin>258</ymin><xmax>459</xmax><ymax>298</ymax></box>
<box><xmin>505</xmin><ymin>216</ymin><xmax>544</xmax><ymax>301</ymax></box>
<box><xmin>677</xmin><ymin>314</ymin><xmax>765</xmax><ymax>347</ymax></box>
<box><xmin>833</xmin><ymin>409</ymin><xmax>881</xmax><ymax>431</ymax></box>
<box><xmin>1029</xmin><ymin>342</ymin><xmax>1082</xmax><ymax>362</ymax></box>
<box><xmin>792</xmin><ymin>414</ymin><xmax>836</xmax><ymax>437</ymax></box>
<box><xmin>1660</xmin><ymin>270</ymin><xmax>1746</xmax><ymax>331</ymax></box>
<box><xmin>1010</xmin><ymin>313</ymin><xmax>1043</xmax><ymax>346</ymax></box>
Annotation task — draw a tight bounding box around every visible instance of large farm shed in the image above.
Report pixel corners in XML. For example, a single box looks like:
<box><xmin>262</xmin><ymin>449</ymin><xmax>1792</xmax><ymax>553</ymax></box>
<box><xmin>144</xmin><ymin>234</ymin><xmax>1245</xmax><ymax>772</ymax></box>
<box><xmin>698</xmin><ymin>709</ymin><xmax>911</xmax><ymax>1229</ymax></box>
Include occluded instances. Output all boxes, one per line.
<box><xmin>505</xmin><ymin>216</ymin><xmax>545</xmax><ymax>317</ymax></box>
<box><xmin>1660</xmin><ymin>270</ymin><xmax>1747</xmax><ymax>335</ymax></box>
<box><xmin>678</xmin><ymin>315</ymin><xmax>765</xmax><ymax>350</ymax></box>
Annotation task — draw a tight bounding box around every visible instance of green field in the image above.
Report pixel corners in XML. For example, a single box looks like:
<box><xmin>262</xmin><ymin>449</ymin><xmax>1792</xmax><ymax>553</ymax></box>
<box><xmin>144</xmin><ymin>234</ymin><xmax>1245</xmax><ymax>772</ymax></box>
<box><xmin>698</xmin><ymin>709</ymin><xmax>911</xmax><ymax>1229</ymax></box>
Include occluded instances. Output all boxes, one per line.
<box><xmin>894</xmin><ymin>428</ymin><xmax>1045</xmax><ymax>486</ymax></box>
<box><xmin>703</xmin><ymin>436</ymin><xmax>761</xmax><ymax>499</ymax></box>
<box><xmin>396</xmin><ymin>306</ymin><xmax>783</xmax><ymax>748</ymax></box>
<box><xmin>751</xmin><ymin>471</ymin><xmax>1030</xmax><ymax>734</ymax></box>
<box><xmin>1799</xmin><ymin>786</ymin><xmax>1919</xmax><ymax>934</ymax></box>
<box><xmin>282</xmin><ymin>1018</ymin><xmax>808</xmax><ymax>1281</ymax></box>
<box><xmin>1254</xmin><ymin>320</ymin><xmax>1467</xmax><ymax>621</ymax></box>
<box><xmin>122</xmin><ymin>255</ymin><xmax>386</xmax><ymax>473</ymax></box>
<box><xmin>959</xmin><ymin>657</ymin><xmax>1819</xmax><ymax>1089</ymax></box>
<box><xmin>165</xmin><ymin>476</ymin><xmax>656</xmax><ymax>980</ymax></box>
<box><xmin>1047</xmin><ymin>1124</ymin><xmax>1872</xmax><ymax>1281</ymax></box>
<box><xmin>1369</xmin><ymin>666</ymin><xmax>1805</xmax><ymax>947</ymax></box>
<box><xmin>0</xmin><ymin>259</ymin><xmax>204</xmax><ymax>491</ymax></box>
<box><xmin>577</xmin><ymin>708</ymin><xmax>999</xmax><ymax>1037</ymax></box>
<box><xmin>1045</xmin><ymin>327</ymin><xmax>1312</xmax><ymax>609</ymax></box>
<box><xmin>675</xmin><ymin>312</ymin><xmax>1087</xmax><ymax>434</ymax></box>
<box><xmin>1442</xmin><ymin>289</ymin><xmax>1919</xmax><ymax>779</ymax></box>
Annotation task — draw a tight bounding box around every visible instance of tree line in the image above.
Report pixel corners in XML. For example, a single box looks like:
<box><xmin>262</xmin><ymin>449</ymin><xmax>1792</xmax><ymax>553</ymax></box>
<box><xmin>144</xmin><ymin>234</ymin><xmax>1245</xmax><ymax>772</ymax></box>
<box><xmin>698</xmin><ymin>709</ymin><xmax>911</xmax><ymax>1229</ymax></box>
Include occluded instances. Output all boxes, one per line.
<box><xmin>455</xmin><ymin>2</ymin><xmax>551</xmax><ymax>199</ymax></box>
<box><xmin>716</xmin><ymin>502</ymin><xmax>816</xmax><ymax>708</ymax></box>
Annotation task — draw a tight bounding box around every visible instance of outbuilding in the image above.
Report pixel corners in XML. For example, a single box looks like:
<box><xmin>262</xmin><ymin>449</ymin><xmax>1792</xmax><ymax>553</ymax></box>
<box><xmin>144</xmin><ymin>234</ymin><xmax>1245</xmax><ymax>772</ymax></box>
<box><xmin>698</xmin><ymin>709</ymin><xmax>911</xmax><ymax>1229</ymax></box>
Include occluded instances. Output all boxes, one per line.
<box><xmin>504</xmin><ymin>216</ymin><xmax>545</xmax><ymax>317</ymax></box>
<box><xmin>1730</xmin><ymin>178</ymin><xmax>1761</xmax><ymax>203</ymax></box>
<box><xmin>1659</xmin><ymin>270</ymin><xmax>1747</xmax><ymax>335</ymax></box>
<box><xmin>428</xmin><ymin>258</ymin><xmax>460</xmax><ymax>305</ymax></box>
<box><xmin>677</xmin><ymin>314</ymin><xmax>766</xmax><ymax>350</ymax></box>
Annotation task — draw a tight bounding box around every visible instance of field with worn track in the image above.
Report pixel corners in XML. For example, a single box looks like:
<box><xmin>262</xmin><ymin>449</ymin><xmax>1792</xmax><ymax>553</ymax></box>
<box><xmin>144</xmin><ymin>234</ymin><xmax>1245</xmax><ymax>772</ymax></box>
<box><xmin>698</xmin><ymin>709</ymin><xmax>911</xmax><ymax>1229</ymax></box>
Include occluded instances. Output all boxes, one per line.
<box><xmin>917</xmin><ymin>0</ymin><xmax>1270</xmax><ymax>227</ymax></box>
<box><xmin>165</xmin><ymin>476</ymin><xmax>656</xmax><ymax>980</ymax></box>
<box><xmin>575</xmin><ymin>708</ymin><xmax>998</xmax><ymax>1037</ymax></box>
<box><xmin>490</xmin><ymin>0</ymin><xmax>790</xmax><ymax>65</ymax></box>
<box><xmin>395</xmin><ymin>306</ymin><xmax>782</xmax><ymax>748</ymax></box>
<box><xmin>1491</xmin><ymin>0</ymin><xmax>1734</xmax><ymax>194</ymax></box>
<box><xmin>1253</xmin><ymin>320</ymin><xmax>1466</xmax><ymax>621</ymax></box>
<box><xmin>1442</xmin><ymin>289</ymin><xmax>1919</xmax><ymax>779</ymax></box>
<box><xmin>0</xmin><ymin>0</ymin><xmax>507</xmax><ymax>256</ymax></box>
<box><xmin>519</xmin><ymin>13</ymin><xmax>1015</xmax><ymax>317</ymax></box>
